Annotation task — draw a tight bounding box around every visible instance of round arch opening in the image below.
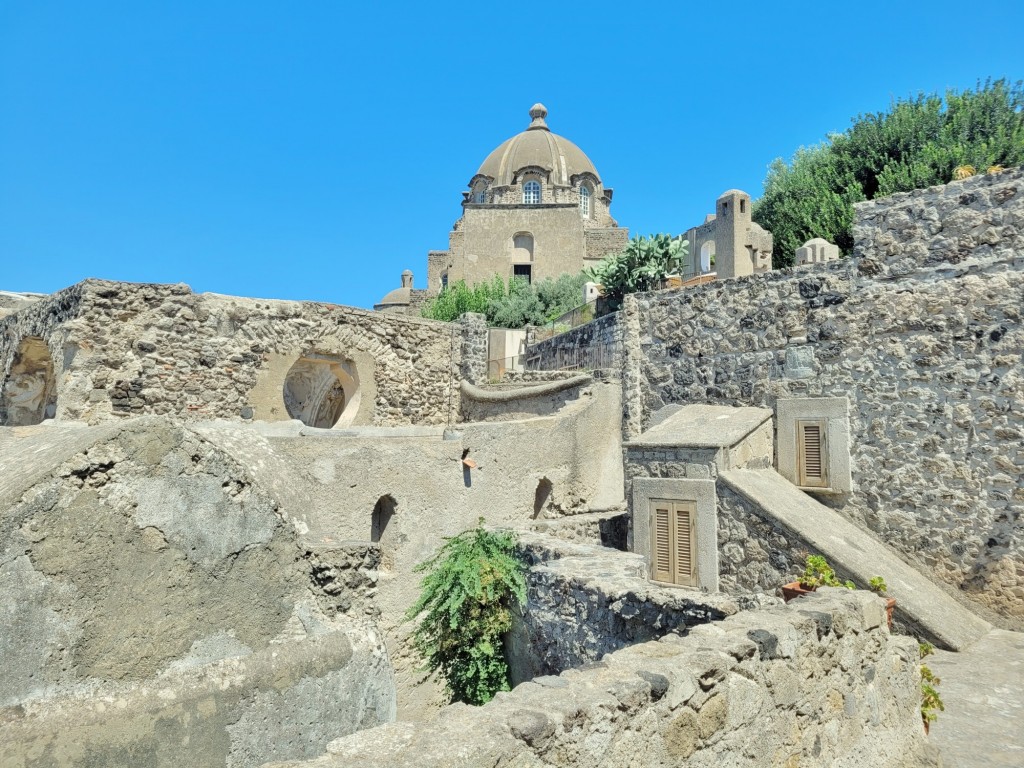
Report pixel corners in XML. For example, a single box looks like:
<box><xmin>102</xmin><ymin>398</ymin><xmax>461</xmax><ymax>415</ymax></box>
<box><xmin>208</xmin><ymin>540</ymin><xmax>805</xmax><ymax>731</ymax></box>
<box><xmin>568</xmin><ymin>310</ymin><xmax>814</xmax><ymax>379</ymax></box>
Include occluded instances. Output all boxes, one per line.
<box><xmin>1</xmin><ymin>336</ymin><xmax>56</xmax><ymax>426</ymax></box>
<box><xmin>283</xmin><ymin>354</ymin><xmax>361</xmax><ymax>429</ymax></box>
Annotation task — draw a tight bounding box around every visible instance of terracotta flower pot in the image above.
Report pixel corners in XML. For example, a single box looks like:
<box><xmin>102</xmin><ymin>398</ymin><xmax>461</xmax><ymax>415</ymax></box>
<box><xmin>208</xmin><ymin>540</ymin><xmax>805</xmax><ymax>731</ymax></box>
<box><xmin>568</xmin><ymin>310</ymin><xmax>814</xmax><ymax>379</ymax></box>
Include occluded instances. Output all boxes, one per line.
<box><xmin>883</xmin><ymin>597</ymin><xmax>896</xmax><ymax>630</ymax></box>
<box><xmin>781</xmin><ymin>581</ymin><xmax>814</xmax><ymax>602</ymax></box>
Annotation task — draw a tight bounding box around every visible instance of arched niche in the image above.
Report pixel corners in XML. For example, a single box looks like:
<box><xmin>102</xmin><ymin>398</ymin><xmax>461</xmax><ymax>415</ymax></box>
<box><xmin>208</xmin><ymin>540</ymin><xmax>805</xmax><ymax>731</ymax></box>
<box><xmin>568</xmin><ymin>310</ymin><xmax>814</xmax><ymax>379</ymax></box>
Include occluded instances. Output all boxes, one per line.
<box><xmin>1</xmin><ymin>336</ymin><xmax>57</xmax><ymax>426</ymax></box>
<box><xmin>512</xmin><ymin>232</ymin><xmax>534</xmax><ymax>262</ymax></box>
<box><xmin>283</xmin><ymin>354</ymin><xmax>361</xmax><ymax>429</ymax></box>
<box><xmin>371</xmin><ymin>494</ymin><xmax>398</xmax><ymax>571</ymax></box>
<box><xmin>700</xmin><ymin>240</ymin><xmax>716</xmax><ymax>273</ymax></box>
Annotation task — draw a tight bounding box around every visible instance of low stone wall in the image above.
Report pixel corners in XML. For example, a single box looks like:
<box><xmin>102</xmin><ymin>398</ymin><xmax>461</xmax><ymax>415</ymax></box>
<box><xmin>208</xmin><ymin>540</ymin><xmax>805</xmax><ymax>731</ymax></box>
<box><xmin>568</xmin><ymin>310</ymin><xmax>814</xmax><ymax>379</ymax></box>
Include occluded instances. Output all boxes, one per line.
<box><xmin>526</xmin><ymin>310</ymin><xmax>623</xmax><ymax>371</ymax></box>
<box><xmin>506</xmin><ymin>534</ymin><xmax>745</xmax><ymax>684</ymax></box>
<box><xmin>0</xmin><ymin>279</ymin><xmax>462</xmax><ymax>427</ymax></box>
<box><xmin>854</xmin><ymin>165</ymin><xmax>1023</xmax><ymax>279</ymax></box>
<box><xmin>459</xmin><ymin>374</ymin><xmax>593</xmax><ymax>421</ymax></box>
<box><xmin>265</xmin><ymin>589</ymin><xmax>937</xmax><ymax>768</ymax></box>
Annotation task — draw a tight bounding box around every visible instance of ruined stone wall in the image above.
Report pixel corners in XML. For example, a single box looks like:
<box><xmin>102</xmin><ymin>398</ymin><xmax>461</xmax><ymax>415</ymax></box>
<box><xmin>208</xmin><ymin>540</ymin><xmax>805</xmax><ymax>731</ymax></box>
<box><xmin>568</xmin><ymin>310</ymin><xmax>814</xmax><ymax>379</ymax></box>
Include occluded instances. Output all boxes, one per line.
<box><xmin>0</xmin><ymin>418</ymin><xmax>396</xmax><ymax>767</ymax></box>
<box><xmin>506</xmin><ymin>534</ymin><xmax>744</xmax><ymax>685</ymax></box>
<box><xmin>268</xmin><ymin>588</ymin><xmax>937</xmax><ymax>768</ymax></box>
<box><xmin>631</xmin><ymin>169</ymin><xmax>1024</xmax><ymax>625</ymax></box>
<box><xmin>0</xmin><ymin>280</ymin><xmax>461</xmax><ymax>427</ymax></box>
<box><xmin>853</xmin><ymin>166</ymin><xmax>1024</xmax><ymax>278</ymax></box>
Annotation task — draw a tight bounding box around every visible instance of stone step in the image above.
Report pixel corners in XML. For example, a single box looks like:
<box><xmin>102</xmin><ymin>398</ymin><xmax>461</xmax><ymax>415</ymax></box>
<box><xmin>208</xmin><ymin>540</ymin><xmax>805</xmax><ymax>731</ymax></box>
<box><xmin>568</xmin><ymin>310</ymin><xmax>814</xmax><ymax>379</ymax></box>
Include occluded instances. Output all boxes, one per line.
<box><xmin>719</xmin><ymin>468</ymin><xmax>991</xmax><ymax>651</ymax></box>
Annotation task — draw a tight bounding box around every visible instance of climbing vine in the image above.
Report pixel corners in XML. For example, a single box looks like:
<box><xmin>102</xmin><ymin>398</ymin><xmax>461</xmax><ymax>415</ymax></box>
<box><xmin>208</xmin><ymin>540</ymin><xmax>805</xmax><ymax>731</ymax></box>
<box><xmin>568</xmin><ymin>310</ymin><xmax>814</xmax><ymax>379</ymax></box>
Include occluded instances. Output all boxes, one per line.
<box><xmin>405</xmin><ymin>519</ymin><xmax>527</xmax><ymax>705</ymax></box>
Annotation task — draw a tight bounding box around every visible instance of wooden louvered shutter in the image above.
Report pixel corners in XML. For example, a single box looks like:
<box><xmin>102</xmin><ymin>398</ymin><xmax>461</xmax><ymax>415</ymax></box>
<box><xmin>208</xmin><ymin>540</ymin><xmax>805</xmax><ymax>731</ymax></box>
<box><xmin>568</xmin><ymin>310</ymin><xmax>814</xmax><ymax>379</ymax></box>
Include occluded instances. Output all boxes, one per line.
<box><xmin>651</xmin><ymin>500</ymin><xmax>673</xmax><ymax>583</ymax></box>
<box><xmin>650</xmin><ymin>499</ymin><xmax>698</xmax><ymax>587</ymax></box>
<box><xmin>797</xmin><ymin>419</ymin><xmax>828</xmax><ymax>488</ymax></box>
<box><xmin>674</xmin><ymin>501</ymin><xmax>697</xmax><ymax>587</ymax></box>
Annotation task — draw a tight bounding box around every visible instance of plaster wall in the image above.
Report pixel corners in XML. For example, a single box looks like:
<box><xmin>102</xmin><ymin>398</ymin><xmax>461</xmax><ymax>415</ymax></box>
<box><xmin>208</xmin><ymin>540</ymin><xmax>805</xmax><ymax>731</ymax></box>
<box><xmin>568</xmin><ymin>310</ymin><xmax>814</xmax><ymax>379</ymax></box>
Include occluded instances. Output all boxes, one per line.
<box><xmin>194</xmin><ymin>378</ymin><xmax>625</xmax><ymax>718</ymax></box>
<box><xmin>0</xmin><ymin>419</ymin><xmax>396</xmax><ymax>767</ymax></box>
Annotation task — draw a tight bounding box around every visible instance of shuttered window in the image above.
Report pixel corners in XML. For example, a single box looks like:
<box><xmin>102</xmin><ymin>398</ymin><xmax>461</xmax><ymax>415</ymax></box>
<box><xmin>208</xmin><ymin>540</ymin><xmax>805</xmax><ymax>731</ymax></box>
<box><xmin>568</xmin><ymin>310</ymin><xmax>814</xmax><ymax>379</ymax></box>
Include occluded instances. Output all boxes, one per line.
<box><xmin>797</xmin><ymin>419</ymin><xmax>828</xmax><ymax>488</ymax></box>
<box><xmin>650</xmin><ymin>499</ymin><xmax>697</xmax><ymax>587</ymax></box>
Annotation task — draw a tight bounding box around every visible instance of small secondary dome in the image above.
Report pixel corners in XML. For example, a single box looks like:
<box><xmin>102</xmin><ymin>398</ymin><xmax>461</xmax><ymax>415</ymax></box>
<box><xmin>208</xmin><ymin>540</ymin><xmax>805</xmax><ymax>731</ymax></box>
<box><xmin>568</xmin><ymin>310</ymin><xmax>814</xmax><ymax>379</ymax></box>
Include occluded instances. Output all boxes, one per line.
<box><xmin>476</xmin><ymin>104</ymin><xmax>601</xmax><ymax>187</ymax></box>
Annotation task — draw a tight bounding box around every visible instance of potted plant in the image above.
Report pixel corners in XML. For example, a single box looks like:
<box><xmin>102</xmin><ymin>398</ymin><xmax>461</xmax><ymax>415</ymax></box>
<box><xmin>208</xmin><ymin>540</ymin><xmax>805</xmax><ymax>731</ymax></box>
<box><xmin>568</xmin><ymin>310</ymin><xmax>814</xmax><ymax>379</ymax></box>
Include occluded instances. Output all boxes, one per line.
<box><xmin>919</xmin><ymin>642</ymin><xmax>944</xmax><ymax>733</ymax></box>
<box><xmin>869</xmin><ymin>575</ymin><xmax>897</xmax><ymax>629</ymax></box>
<box><xmin>781</xmin><ymin>555</ymin><xmax>854</xmax><ymax>602</ymax></box>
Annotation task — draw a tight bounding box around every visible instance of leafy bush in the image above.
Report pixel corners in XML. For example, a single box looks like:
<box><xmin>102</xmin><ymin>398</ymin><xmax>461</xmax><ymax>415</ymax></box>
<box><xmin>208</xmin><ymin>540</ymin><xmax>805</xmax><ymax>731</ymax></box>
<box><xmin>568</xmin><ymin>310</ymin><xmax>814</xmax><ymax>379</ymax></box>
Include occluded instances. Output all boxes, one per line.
<box><xmin>404</xmin><ymin>520</ymin><xmax>527</xmax><ymax>705</ymax></box>
<box><xmin>797</xmin><ymin>554</ymin><xmax>855</xmax><ymax>590</ymax></box>
<box><xmin>583</xmin><ymin>234</ymin><xmax>689</xmax><ymax>309</ymax></box>
<box><xmin>420</xmin><ymin>277</ymin><xmax>508</xmax><ymax>322</ymax></box>
<box><xmin>919</xmin><ymin>642</ymin><xmax>944</xmax><ymax>725</ymax></box>
<box><xmin>754</xmin><ymin>78</ymin><xmax>1024</xmax><ymax>265</ymax></box>
<box><xmin>421</xmin><ymin>273</ymin><xmax>587</xmax><ymax>328</ymax></box>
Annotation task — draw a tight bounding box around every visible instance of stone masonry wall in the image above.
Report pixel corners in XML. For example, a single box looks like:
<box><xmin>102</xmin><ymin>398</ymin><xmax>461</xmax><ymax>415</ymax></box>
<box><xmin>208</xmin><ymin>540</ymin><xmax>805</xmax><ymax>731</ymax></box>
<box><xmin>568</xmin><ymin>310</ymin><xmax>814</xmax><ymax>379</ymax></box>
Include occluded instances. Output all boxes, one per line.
<box><xmin>0</xmin><ymin>280</ymin><xmax>462</xmax><ymax>426</ymax></box>
<box><xmin>630</xmin><ymin>170</ymin><xmax>1024</xmax><ymax>626</ymax></box>
<box><xmin>506</xmin><ymin>534</ymin><xmax>745</xmax><ymax>685</ymax></box>
<box><xmin>266</xmin><ymin>588</ymin><xmax>937</xmax><ymax>768</ymax></box>
<box><xmin>854</xmin><ymin>166</ymin><xmax>1024</xmax><ymax>279</ymax></box>
<box><xmin>525</xmin><ymin>310</ymin><xmax>623</xmax><ymax>371</ymax></box>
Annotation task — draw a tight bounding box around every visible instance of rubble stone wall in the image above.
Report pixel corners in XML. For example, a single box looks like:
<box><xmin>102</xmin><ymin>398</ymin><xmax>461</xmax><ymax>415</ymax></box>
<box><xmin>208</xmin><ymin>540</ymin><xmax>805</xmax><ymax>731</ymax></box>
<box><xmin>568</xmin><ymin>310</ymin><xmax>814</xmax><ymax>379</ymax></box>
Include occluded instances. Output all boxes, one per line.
<box><xmin>0</xmin><ymin>280</ymin><xmax>461</xmax><ymax>426</ymax></box>
<box><xmin>266</xmin><ymin>589</ymin><xmax>937</xmax><ymax>768</ymax></box>
<box><xmin>525</xmin><ymin>310</ymin><xmax>622</xmax><ymax>371</ymax></box>
<box><xmin>506</xmin><ymin>534</ymin><xmax>744</xmax><ymax>685</ymax></box>
<box><xmin>631</xmin><ymin>170</ymin><xmax>1024</xmax><ymax>626</ymax></box>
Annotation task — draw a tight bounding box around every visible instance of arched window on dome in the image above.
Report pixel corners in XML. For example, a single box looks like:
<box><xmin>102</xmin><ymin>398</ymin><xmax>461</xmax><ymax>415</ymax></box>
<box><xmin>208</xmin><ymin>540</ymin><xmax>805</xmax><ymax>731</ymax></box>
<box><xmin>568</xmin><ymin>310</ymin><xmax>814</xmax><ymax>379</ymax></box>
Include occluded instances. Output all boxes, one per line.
<box><xmin>579</xmin><ymin>185</ymin><xmax>591</xmax><ymax>218</ymax></box>
<box><xmin>472</xmin><ymin>182</ymin><xmax>487</xmax><ymax>204</ymax></box>
<box><xmin>523</xmin><ymin>180</ymin><xmax>541</xmax><ymax>205</ymax></box>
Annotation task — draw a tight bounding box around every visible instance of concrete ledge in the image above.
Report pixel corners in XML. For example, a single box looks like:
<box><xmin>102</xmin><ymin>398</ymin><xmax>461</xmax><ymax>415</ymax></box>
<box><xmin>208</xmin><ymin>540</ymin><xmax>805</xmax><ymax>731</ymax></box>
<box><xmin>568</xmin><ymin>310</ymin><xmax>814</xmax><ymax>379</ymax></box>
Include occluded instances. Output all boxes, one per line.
<box><xmin>459</xmin><ymin>374</ymin><xmax>591</xmax><ymax>403</ymax></box>
<box><xmin>627</xmin><ymin>405</ymin><xmax>772</xmax><ymax>449</ymax></box>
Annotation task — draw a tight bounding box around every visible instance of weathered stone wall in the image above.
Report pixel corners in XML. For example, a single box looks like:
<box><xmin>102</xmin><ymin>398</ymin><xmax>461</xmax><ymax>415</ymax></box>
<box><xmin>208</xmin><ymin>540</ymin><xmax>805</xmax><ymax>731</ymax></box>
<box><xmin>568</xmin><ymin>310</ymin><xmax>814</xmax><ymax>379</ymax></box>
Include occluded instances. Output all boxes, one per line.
<box><xmin>628</xmin><ymin>170</ymin><xmax>1024</xmax><ymax>625</ymax></box>
<box><xmin>853</xmin><ymin>166</ymin><xmax>1024</xmax><ymax>279</ymax></box>
<box><xmin>525</xmin><ymin>310</ymin><xmax>623</xmax><ymax>371</ymax></box>
<box><xmin>584</xmin><ymin>226</ymin><xmax>629</xmax><ymax>261</ymax></box>
<box><xmin>457</xmin><ymin>311</ymin><xmax>488</xmax><ymax>385</ymax></box>
<box><xmin>506</xmin><ymin>534</ymin><xmax>745</xmax><ymax>684</ymax></box>
<box><xmin>0</xmin><ymin>279</ymin><xmax>461</xmax><ymax>427</ymax></box>
<box><xmin>0</xmin><ymin>418</ymin><xmax>396</xmax><ymax>767</ymax></box>
<box><xmin>267</xmin><ymin>588</ymin><xmax>937</xmax><ymax>768</ymax></box>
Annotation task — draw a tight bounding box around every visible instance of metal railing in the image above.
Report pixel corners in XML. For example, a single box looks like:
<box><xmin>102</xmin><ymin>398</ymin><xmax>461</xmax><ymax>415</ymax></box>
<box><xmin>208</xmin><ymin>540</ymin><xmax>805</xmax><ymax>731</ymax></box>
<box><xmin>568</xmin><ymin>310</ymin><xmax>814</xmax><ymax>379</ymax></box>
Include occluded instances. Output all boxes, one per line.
<box><xmin>533</xmin><ymin>298</ymin><xmax>601</xmax><ymax>342</ymax></box>
<box><xmin>532</xmin><ymin>269</ymin><xmax>716</xmax><ymax>342</ymax></box>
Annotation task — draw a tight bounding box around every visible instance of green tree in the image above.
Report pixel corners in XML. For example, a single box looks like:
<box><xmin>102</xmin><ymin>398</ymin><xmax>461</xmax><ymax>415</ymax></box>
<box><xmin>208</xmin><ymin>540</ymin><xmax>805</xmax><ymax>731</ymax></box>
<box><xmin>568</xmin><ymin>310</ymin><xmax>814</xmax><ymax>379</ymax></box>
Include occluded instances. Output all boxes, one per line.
<box><xmin>584</xmin><ymin>234</ymin><xmax>689</xmax><ymax>309</ymax></box>
<box><xmin>405</xmin><ymin>520</ymin><xmax>527</xmax><ymax>705</ymax></box>
<box><xmin>421</xmin><ymin>272</ymin><xmax>588</xmax><ymax>328</ymax></box>
<box><xmin>754</xmin><ymin>78</ymin><xmax>1024</xmax><ymax>266</ymax></box>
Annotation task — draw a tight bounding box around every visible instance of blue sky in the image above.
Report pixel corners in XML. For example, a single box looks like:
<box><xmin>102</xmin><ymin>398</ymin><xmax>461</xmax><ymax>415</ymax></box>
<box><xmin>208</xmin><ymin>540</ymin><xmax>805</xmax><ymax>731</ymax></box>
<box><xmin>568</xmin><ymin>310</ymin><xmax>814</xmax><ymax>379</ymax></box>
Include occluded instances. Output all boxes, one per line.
<box><xmin>1</xmin><ymin>1</ymin><xmax>1021</xmax><ymax>308</ymax></box>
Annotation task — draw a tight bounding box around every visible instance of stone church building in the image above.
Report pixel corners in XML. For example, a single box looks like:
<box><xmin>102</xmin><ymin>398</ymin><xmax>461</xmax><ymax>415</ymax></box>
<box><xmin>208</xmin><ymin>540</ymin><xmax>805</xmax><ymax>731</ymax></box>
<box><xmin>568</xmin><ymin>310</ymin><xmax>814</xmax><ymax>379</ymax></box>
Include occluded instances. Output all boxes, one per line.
<box><xmin>376</xmin><ymin>104</ymin><xmax>629</xmax><ymax>312</ymax></box>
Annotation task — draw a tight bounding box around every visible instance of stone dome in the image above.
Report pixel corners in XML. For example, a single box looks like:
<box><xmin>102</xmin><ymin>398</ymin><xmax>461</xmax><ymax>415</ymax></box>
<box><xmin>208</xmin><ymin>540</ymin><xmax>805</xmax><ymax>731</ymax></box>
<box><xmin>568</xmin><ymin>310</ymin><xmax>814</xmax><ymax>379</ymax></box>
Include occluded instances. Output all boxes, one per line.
<box><xmin>475</xmin><ymin>104</ymin><xmax>601</xmax><ymax>187</ymax></box>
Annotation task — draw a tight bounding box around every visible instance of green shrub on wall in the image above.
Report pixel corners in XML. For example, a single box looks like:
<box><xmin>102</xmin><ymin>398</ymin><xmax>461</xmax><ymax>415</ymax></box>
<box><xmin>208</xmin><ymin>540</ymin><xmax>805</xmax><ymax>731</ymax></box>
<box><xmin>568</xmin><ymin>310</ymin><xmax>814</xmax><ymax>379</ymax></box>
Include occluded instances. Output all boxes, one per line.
<box><xmin>753</xmin><ymin>78</ymin><xmax>1024</xmax><ymax>265</ymax></box>
<box><xmin>405</xmin><ymin>520</ymin><xmax>527</xmax><ymax>705</ymax></box>
<box><xmin>421</xmin><ymin>273</ymin><xmax>587</xmax><ymax>328</ymax></box>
